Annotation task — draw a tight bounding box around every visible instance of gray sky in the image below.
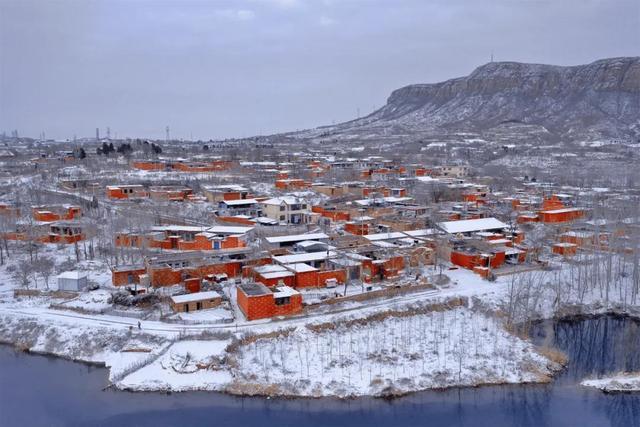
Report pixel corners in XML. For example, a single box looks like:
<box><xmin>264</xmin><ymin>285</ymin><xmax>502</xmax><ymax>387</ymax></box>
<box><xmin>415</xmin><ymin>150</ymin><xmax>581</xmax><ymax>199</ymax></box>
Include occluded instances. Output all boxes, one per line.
<box><xmin>1</xmin><ymin>0</ymin><xmax>638</xmax><ymax>141</ymax></box>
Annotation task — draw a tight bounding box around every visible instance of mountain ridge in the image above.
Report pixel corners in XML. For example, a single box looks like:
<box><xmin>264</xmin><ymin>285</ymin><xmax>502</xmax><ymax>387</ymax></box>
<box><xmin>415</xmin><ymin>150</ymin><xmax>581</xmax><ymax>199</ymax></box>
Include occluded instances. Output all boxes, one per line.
<box><xmin>299</xmin><ymin>57</ymin><xmax>640</xmax><ymax>142</ymax></box>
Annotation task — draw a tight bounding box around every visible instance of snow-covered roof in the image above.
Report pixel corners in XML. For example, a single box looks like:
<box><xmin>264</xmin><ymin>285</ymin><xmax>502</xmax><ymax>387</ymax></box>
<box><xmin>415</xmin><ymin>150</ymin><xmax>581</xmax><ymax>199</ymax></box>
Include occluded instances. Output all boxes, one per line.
<box><xmin>265</xmin><ymin>233</ymin><xmax>328</xmax><ymax>244</ymax></box>
<box><xmin>57</xmin><ymin>271</ymin><xmax>87</xmax><ymax>280</ymax></box>
<box><xmin>365</xmin><ymin>229</ymin><xmax>435</xmax><ymax>241</ymax></box>
<box><xmin>438</xmin><ymin>218</ymin><xmax>509</xmax><ymax>234</ymax></box>
<box><xmin>152</xmin><ymin>225</ymin><xmax>205</xmax><ymax>233</ymax></box>
<box><xmin>273</xmin><ymin>251</ymin><xmax>337</xmax><ymax>264</ymax></box>
<box><xmin>206</xmin><ymin>225</ymin><xmax>254</xmax><ymax>235</ymax></box>
<box><xmin>171</xmin><ymin>291</ymin><xmax>221</xmax><ymax>304</ymax></box>
<box><xmin>203</xmin><ymin>184</ymin><xmax>248</xmax><ymax>191</ymax></box>
<box><xmin>541</xmin><ymin>208</ymin><xmax>584</xmax><ymax>214</ymax></box>
<box><xmin>261</xmin><ymin>196</ymin><xmax>302</xmax><ymax>205</ymax></box>
<box><xmin>254</xmin><ymin>217</ymin><xmax>279</xmax><ymax>225</ymax></box>
<box><xmin>272</xmin><ymin>285</ymin><xmax>299</xmax><ymax>298</ymax></box>
<box><xmin>354</xmin><ymin>196</ymin><xmax>413</xmax><ymax>206</ymax></box>
<box><xmin>220</xmin><ymin>198</ymin><xmax>259</xmax><ymax>206</ymax></box>
<box><xmin>284</xmin><ymin>263</ymin><xmax>318</xmax><ymax>273</ymax></box>
<box><xmin>553</xmin><ymin>242</ymin><xmax>577</xmax><ymax>248</ymax></box>
<box><xmin>254</xmin><ymin>264</ymin><xmax>295</xmax><ymax>279</ymax></box>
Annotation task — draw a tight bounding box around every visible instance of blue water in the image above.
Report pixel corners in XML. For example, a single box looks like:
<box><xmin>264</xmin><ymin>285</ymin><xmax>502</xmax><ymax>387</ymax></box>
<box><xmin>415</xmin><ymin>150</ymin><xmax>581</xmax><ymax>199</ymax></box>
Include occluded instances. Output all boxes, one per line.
<box><xmin>1</xmin><ymin>316</ymin><xmax>639</xmax><ymax>427</ymax></box>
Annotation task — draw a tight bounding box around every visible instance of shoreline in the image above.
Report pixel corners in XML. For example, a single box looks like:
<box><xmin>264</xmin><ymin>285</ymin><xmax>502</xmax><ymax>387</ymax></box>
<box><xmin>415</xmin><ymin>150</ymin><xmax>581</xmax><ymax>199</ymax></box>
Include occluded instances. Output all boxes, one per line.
<box><xmin>6</xmin><ymin>306</ymin><xmax>635</xmax><ymax>399</ymax></box>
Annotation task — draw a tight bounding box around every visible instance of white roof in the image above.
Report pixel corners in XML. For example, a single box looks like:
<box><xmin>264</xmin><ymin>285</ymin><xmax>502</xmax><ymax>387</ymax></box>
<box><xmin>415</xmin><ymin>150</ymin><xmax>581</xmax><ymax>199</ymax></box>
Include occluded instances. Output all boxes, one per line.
<box><xmin>254</xmin><ymin>217</ymin><xmax>279</xmax><ymax>225</ymax></box>
<box><xmin>206</xmin><ymin>225</ymin><xmax>254</xmax><ymax>235</ymax></box>
<box><xmin>220</xmin><ymin>198</ymin><xmax>259</xmax><ymax>206</ymax></box>
<box><xmin>554</xmin><ymin>242</ymin><xmax>577</xmax><ymax>248</ymax></box>
<box><xmin>266</xmin><ymin>232</ymin><xmax>328</xmax><ymax>244</ymax></box>
<box><xmin>272</xmin><ymin>285</ymin><xmax>299</xmax><ymax>298</ymax></box>
<box><xmin>541</xmin><ymin>208</ymin><xmax>584</xmax><ymax>214</ymax></box>
<box><xmin>204</xmin><ymin>184</ymin><xmax>248</xmax><ymax>191</ymax></box>
<box><xmin>365</xmin><ymin>229</ymin><xmax>435</xmax><ymax>241</ymax></box>
<box><xmin>57</xmin><ymin>271</ymin><xmax>87</xmax><ymax>280</ymax></box>
<box><xmin>254</xmin><ymin>265</ymin><xmax>295</xmax><ymax>279</ymax></box>
<box><xmin>294</xmin><ymin>240</ymin><xmax>333</xmax><ymax>250</ymax></box>
<box><xmin>255</xmin><ymin>264</ymin><xmax>287</xmax><ymax>274</ymax></box>
<box><xmin>261</xmin><ymin>196</ymin><xmax>302</xmax><ymax>205</ymax></box>
<box><xmin>438</xmin><ymin>218</ymin><xmax>509</xmax><ymax>234</ymax></box>
<box><xmin>273</xmin><ymin>251</ymin><xmax>337</xmax><ymax>264</ymax></box>
<box><xmin>354</xmin><ymin>196</ymin><xmax>413</xmax><ymax>206</ymax></box>
<box><xmin>152</xmin><ymin>225</ymin><xmax>205</xmax><ymax>233</ymax></box>
<box><xmin>171</xmin><ymin>291</ymin><xmax>221</xmax><ymax>304</ymax></box>
<box><xmin>285</xmin><ymin>263</ymin><xmax>318</xmax><ymax>273</ymax></box>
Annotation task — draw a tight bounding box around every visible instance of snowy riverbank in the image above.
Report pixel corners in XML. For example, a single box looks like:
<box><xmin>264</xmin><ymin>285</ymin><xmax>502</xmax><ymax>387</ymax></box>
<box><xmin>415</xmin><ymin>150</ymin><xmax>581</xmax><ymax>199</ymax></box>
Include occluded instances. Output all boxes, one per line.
<box><xmin>581</xmin><ymin>373</ymin><xmax>640</xmax><ymax>393</ymax></box>
<box><xmin>0</xmin><ymin>300</ymin><xmax>566</xmax><ymax>398</ymax></box>
<box><xmin>1</xmin><ymin>262</ymin><xmax>639</xmax><ymax>398</ymax></box>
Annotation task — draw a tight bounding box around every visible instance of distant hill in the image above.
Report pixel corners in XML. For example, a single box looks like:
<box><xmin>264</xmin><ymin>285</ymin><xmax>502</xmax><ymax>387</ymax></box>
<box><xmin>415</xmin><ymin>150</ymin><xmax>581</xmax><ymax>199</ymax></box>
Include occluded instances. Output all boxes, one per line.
<box><xmin>300</xmin><ymin>57</ymin><xmax>640</xmax><ymax>143</ymax></box>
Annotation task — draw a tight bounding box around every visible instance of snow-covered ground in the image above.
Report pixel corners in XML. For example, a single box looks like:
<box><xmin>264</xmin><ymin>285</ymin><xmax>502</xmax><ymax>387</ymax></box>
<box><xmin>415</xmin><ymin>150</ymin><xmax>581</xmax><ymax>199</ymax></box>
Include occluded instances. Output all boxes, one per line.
<box><xmin>581</xmin><ymin>373</ymin><xmax>640</xmax><ymax>393</ymax></box>
<box><xmin>1</xmin><ymin>247</ymin><xmax>639</xmax><ymax>398</ymax></box>
<box><xmin>227</xmin><ymin>307</ymin><xmax>562</xmax><ymax>397</ymax></box>
<box><xmin>117</xmin><ymin>339</ymin><xmax>233</xmax><ymax>391</ymax></box>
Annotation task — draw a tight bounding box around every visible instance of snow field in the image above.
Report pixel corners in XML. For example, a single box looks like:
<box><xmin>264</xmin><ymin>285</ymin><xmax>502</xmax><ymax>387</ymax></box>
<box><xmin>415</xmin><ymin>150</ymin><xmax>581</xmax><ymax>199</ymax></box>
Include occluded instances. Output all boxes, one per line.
<box><xmin>230</xmin><ymin>307</ymin><xmax>558</xmax><ymax>397</ymax></box>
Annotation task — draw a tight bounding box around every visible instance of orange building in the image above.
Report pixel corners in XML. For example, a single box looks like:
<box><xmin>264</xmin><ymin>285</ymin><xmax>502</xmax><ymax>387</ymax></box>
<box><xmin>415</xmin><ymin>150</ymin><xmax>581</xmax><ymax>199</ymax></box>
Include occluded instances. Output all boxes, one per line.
<box><xmin>106</xmin><ymin>185</ymin><xmax>148</xmax><ymax>200</ymax></box>
<box><xmin>275</xmin><ymin>179</ymin><xmax>311</xmax><ymax>190</ymax></box>
<box><xmin>32</xmin><ymin>205</ymin><xmax>82</xmax><ymax>222</ymax></box>
<box><xmin>236</xmin><ymin>283</ymin><xmax>302</xmax><ymax>321</ymax></box>
<box><xmin>553</xmin><ymin>242</ymin><xmax>578</xmax><ymax>256</ymax></box>
<box><xmin>539</xmin><ymin>208</ymin><xmax>585</xmax><ymax>224</ymax></box>
<box><xmin>115</xmin><ymin>225</ymin><xmax>252</xmax><ymax>251</ymax></box>
<box><xmin>132</xmin><ymin>160</ymin><xmax>165</xmax><ymax>171</ymax></box>
<box><xmin>149</xmin><ymin>185</ymin><xmax>193</xmax><ymax>201</ymax></box>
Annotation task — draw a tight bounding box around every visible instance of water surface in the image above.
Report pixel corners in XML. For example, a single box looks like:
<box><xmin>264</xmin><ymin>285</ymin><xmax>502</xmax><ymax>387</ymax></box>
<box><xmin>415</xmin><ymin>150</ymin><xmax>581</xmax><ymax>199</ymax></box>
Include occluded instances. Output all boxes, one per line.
<box><xmin>1</xmin><ymin>315</ymin><xmax>639</xmax><ymax>427</ymax></box>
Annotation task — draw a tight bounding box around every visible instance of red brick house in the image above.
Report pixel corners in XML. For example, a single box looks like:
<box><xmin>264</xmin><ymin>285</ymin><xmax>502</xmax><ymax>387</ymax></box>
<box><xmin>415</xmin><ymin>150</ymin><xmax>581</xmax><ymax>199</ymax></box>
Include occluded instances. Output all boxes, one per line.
<box><xmin>32</xmin><ymin>205</ymin><xmax>82</xmax><ymax>222</ymax></box>
<box><xmin>106</xmin><ymin>185</ymin><xmax>148</xmax><ymax>200</ymax></box>
<box><xmin>236</xmin><ymin>282</ymin><xmax>302</xmax><ymax>321</ymax></box>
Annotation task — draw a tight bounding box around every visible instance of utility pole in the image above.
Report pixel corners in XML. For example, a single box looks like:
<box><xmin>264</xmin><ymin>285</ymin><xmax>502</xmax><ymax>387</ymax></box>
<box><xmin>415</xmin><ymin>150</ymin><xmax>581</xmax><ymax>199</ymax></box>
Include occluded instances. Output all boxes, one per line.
<box><xmin>95</xmin><ymin>128</ymin><xmax>100</xmax><ymax>142</ymax></box>
<box><xmin>165</xmin><ymin>126</ymin><xmax>170</xmax><ymax>143</ymax></box>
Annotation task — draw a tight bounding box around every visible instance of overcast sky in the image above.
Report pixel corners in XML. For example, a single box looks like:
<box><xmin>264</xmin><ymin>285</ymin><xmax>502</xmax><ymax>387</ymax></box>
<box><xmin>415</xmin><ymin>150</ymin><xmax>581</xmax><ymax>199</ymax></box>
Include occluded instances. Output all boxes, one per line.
<box><xmin>1</xmin><ymin>0</ymin><xmax>638</xmax><ymax>141</ymax></box>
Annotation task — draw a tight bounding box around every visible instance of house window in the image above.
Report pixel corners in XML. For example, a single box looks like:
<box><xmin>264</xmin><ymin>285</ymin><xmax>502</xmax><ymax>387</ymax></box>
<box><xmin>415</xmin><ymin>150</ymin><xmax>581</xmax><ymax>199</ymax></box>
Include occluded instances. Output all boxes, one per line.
<box><xmin>275</xmin><ymin>296</ymin><xmax>290</xmax><ymax>306</ymax></box>
<box><xmin>279</xmin><ymin>206</ymin><xmax>285</xmax><ymax>211</ymax></box>
<box><xmin>280</xmin><ymin>215</ymin><xmax>285</xmax><ymax>221</ymax></box>
<box><xmin>302</xmin><ymin>204</ymin><xmax>307</xmax><ymax>209</ymax></box>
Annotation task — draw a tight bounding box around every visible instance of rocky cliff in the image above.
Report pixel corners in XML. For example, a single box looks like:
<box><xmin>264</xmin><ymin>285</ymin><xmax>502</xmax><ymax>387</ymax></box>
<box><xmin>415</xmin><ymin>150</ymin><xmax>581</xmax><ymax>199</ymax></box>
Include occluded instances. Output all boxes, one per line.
<box><xmin>307</xmin><ymin>57</ymin><xmax>640</xmax><ymax>142</ymax></box>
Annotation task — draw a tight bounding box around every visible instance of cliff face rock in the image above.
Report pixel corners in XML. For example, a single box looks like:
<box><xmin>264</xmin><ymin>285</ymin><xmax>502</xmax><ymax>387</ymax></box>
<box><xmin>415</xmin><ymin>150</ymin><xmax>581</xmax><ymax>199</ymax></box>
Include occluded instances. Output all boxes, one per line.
<box><xmin>316</xmin><ymin>57</ymin><xmax>640</xmax><ymax>142</ymax></box>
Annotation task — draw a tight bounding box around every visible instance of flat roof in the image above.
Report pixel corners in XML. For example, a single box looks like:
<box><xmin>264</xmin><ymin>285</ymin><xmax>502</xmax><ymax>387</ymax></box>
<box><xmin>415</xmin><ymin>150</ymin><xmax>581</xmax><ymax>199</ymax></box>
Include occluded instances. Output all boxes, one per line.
<box><xmin>365</xmin><ymin>229</ymin><xmax>435</xmax><ymax>241</ymax></box>
<box><xmin>285</xmin><ymin>263</ymin><xmax>318</xmax><ymax>273</ymax></box>
<box><xmin>207</xmin><ymin>225</ymin><xmax>254</xmax><ymax>235</ymax></box>
<box><xmin>57</xmin><ymin>271</ymin><xmax>87</xmax><ymax>280</ymax></box>
<box><xmin>273</xmin><ymin>251</ymin><xmax>337</xmax><ymax>264</ymax></box>
<box><xmin>220</xmin><ymin>198</ymin><xmax>259</xmax><ymax>206</ymax></box>
<box><xmin>265</xmin><ymin>232</ymin><xmax>328</xmax><ymax>244</ymax></box>
<box><xmin>438</xmin><ymin>218</ymin><xmax>508</xmax><ymax>234</ymax></box>
<box><xmin>171</xmin><ymin>291</ymin><xmax>221</xmax><ymax>304</ymax></box>
<box><xmin>273</xmin><ymin>285</ymin><xmax>299</xmax><ymax>298</ymax></box>
<box><xmin>238</xmin><ymin>281</ymin><xmax>271</xmax><ymax>296</ymax></box>
<box><xmin>541</xmin><ymin>208</ymin><xmax>584</xmax><ymax>214</ymax></box>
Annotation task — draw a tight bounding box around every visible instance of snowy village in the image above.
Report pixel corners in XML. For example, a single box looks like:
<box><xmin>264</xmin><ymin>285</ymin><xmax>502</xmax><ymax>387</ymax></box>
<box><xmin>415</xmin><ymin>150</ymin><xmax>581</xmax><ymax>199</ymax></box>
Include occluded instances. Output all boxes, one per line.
<box><xmin>0</xmin><ymin>129</ymin><xmax>639</xmax><ymax>399</ymax></box>
<box><xmin>1</xmin><ymin>1</ymin><xmax>639</xmax><ymax>424</ymax></box>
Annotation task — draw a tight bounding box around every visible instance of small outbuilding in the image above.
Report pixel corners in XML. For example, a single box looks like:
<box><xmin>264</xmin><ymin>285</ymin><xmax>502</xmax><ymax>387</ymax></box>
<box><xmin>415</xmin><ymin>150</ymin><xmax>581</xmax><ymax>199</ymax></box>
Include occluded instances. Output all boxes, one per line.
<box><xmin>170</xmin><ymin>291</ymin><xmax>222</xmax><ymax>313</ymax></box>
<box><xmin>57</xmin><ymin>271</ymin><xmax>88</xmax><ymax>292</ymax></box>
